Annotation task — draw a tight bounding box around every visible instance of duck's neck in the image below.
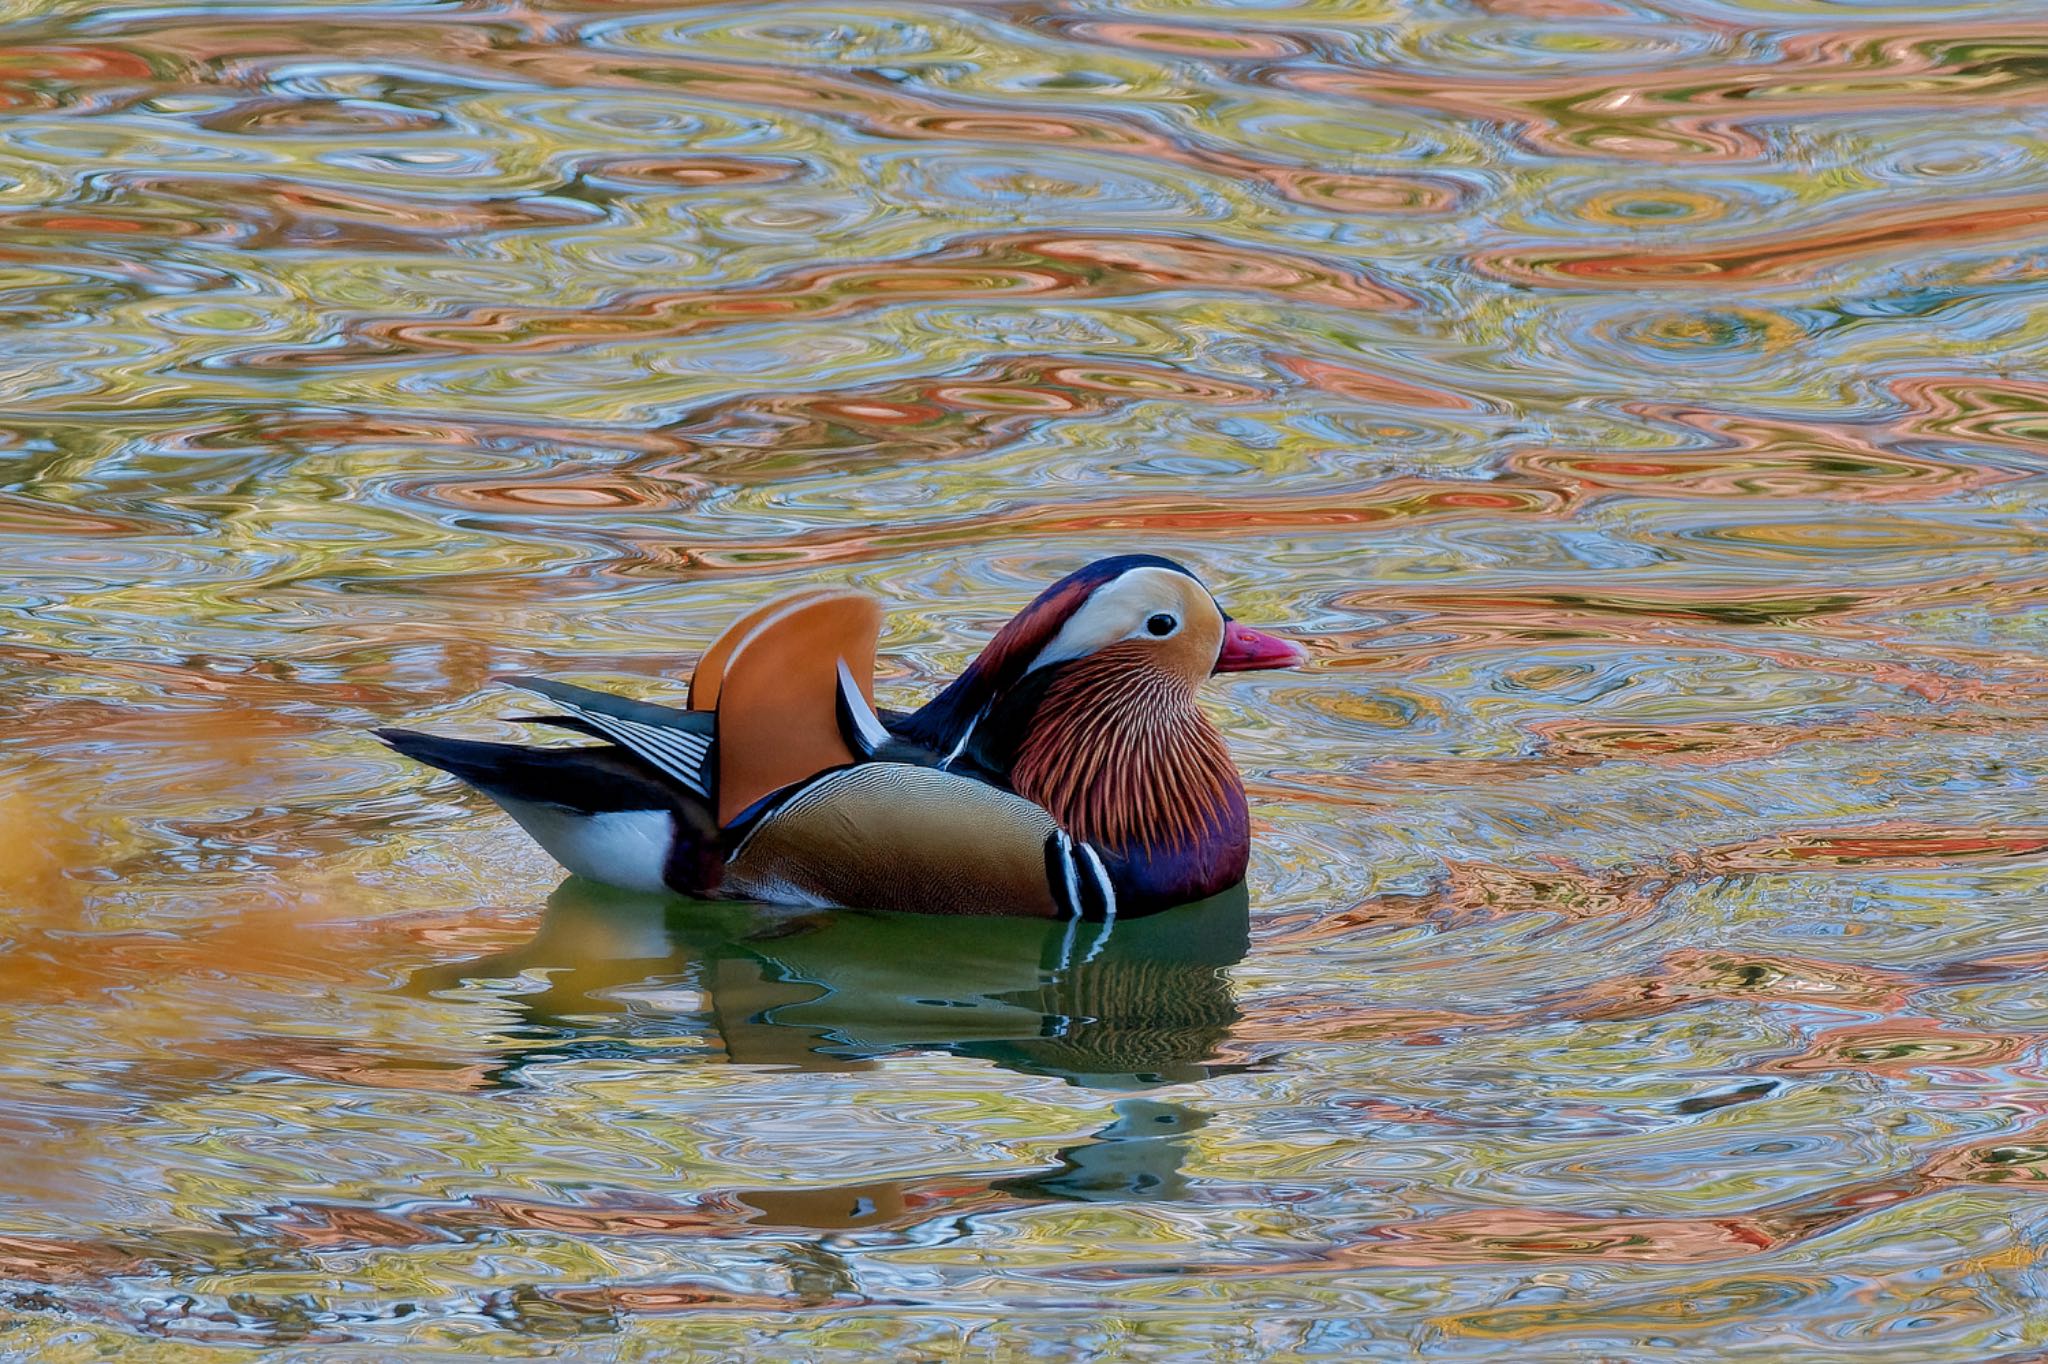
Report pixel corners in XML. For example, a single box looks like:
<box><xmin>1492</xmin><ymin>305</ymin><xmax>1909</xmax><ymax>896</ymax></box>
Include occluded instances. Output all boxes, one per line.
<box><xmin>1005</xmin><ymin>651</ymin><xmax>1249</xmax><ymax>910</ymax></box>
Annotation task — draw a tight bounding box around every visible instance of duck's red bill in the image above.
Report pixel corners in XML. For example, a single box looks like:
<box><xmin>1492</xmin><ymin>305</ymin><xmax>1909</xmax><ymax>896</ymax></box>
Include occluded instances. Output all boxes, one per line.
<box><xmin>1216</xmin><ymin>620</ymin><xmax>1307</xmax><ymax>672</ymax></box>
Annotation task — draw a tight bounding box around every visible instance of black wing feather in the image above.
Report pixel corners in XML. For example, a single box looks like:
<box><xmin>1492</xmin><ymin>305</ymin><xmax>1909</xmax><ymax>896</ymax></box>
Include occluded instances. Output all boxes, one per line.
<box><xmin>497</xmin><ymin>676</ymin><xmax>709</xmax><ymax>733</ymax></box>
<box><xmin>375</xmin><ymin>728</ymin><xmax>676</xmax><ymax>814</ymax></box>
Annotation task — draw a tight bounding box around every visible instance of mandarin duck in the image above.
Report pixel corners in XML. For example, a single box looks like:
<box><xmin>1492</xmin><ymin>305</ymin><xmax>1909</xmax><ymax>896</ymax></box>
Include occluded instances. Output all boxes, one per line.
<box><xmin>378</xmin><ymin>555</ymin><xmax>1303</xmax><ymax>920</ymax></box>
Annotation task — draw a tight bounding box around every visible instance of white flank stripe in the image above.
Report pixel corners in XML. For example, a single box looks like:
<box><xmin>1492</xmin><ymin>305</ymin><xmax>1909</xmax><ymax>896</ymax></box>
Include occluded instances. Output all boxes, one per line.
<box><xmin>1077</xmin><ymin>842</ymin><xmax>1116</xmax><ymax>926</ymax></box>
<box><xmin>1056</xmin><ymin>830</ymin><xmax>1081</xmax><ymax>921</ymax></box>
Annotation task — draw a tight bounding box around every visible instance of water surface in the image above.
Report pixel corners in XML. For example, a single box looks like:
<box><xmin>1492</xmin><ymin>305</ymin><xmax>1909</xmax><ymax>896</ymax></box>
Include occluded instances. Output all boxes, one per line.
<box><xmin>3</xmin><ymin>0</ymin><xmax>2048</xmax><ymax>1357</ymax></box>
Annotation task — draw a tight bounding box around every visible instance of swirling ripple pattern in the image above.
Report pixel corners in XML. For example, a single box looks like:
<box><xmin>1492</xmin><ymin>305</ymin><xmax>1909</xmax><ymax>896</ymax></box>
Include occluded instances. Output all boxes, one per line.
<box><xmin>0</xmin><ymin>0</ymin><xmax>2046</xmax><ymax>1358</ymax></box>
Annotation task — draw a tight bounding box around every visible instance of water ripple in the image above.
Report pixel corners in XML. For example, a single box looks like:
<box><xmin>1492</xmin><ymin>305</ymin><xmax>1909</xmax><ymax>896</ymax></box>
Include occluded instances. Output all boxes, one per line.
<box><xmin>0</xmin><ymin>0</ymin><xmax>2044</xmax><ymax>1356</ymax></box>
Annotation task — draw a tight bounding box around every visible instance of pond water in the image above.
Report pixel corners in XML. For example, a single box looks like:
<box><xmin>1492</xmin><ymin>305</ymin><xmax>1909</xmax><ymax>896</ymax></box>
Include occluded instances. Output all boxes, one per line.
<box><xmin>4</xmin><ymin>0</ymin><xmax>2048</xmax><ymax>1357</ymax></box>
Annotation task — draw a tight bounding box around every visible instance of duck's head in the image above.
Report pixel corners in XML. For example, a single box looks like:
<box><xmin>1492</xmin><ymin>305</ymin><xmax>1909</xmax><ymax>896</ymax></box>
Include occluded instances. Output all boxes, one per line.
<box><xmin>902</xmin><ymin>557</ymin><xmax>1301</xmax><ymax>898</ymax></box>
<box><xmin>1007</xmin><ymin>557</ymin><xmax>1307</xmax><ymax>685</ymax></box>
<box><xmin>903</xmin><ymin>555</ymin><xmax>1303</xmax><ymax>757</ymax></box>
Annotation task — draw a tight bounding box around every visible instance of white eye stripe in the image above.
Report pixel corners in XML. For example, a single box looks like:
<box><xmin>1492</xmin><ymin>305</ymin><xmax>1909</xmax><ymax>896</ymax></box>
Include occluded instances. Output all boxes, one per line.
<box><xmin>1025</xmin><ymin>566</ymin><xmax>1206</xmax><ymax>672</ymax></box>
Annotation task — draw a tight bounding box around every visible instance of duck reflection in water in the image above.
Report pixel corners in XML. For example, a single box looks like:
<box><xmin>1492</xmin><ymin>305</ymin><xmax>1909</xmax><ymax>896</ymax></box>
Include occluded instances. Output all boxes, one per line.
<box><xmin>408</xmin><ymin>877</ymin><xmax>1250</xmax><ymax>1091</ymax></box>
<box><xmin>405</xmin><ymin>880</ymin><xmax>1248</xmax><ymax>1221</ymax></box>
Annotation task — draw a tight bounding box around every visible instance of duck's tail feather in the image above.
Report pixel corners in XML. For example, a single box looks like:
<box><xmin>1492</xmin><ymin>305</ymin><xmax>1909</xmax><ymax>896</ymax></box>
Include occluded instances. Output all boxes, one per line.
<box><xmin>375</xmin><ymin>728</ymin><xmax>721</xmax><ymax>894</ymax></box>
<box><xmin>498</xmin><ymin>676</ymin><xmax>705</xmax><ymax>731</ymax></box>
<box><xmin>374</xmin><ymin>728</ymin><xmax>677</xmax><ymax>813</ymax></box>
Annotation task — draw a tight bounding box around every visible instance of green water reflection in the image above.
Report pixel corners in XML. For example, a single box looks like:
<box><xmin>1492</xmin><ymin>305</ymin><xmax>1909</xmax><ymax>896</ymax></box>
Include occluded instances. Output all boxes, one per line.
<box><xmin>413</xmin><ymin>881</ymin><xmax>1250</xmax><ymax>1091</ymax></box>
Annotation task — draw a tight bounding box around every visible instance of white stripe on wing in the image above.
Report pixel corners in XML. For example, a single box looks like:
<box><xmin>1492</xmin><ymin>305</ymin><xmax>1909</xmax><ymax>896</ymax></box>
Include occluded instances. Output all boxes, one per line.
<box><xmin>576</xmin><ymin>712</ymin><xmax>713</xmax><ymax>797</ymax></box>
<box><xmin>836</xmin><ymin>657</ymin><xmax>892</xmax><ymax>755</ymax></box>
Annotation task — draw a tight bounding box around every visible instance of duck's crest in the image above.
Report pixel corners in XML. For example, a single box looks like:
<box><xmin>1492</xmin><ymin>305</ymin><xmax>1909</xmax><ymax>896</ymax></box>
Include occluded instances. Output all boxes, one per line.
<box><xmin>899</xmin><ymin>555</ymin><xmax>1200</xmax><ymax>760</ymax></box>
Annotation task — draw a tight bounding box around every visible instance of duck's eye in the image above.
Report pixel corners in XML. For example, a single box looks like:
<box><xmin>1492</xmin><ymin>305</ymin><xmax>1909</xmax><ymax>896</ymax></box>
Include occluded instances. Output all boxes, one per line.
<box><xmin>1145</xmin><ymin>612</ymin><xmax>1177</xmax><ymax>637</ymax></box>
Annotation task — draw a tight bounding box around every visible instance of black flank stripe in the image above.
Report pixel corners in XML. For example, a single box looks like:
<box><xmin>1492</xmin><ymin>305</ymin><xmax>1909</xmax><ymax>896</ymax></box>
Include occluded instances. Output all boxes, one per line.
<box><xmin>1073</xmin><ymin>844</ymin><xmax>1112</xmax><ymax>923</ymax></box>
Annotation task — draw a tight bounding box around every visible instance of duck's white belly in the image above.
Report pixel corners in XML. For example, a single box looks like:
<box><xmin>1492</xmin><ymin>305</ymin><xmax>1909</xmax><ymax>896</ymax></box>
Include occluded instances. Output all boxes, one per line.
<box><xmin>495</xmin><ymin>799</ymin><xmax>675</xmax><ymax>894</ymax></box>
